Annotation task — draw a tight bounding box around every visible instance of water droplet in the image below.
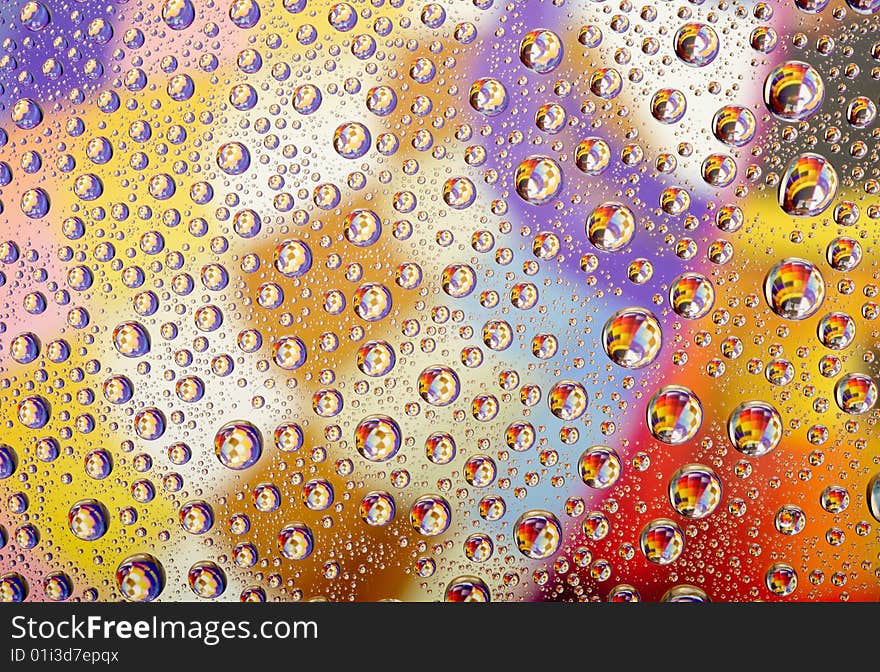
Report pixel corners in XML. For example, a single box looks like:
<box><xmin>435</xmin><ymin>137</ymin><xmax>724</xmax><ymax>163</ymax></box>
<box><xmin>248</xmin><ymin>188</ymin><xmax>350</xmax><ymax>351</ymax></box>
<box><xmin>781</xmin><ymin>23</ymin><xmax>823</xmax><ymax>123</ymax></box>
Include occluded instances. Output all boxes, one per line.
<box><xmin>214</xmin><ymin>421</ymin><xmax>263</xmax><ymax>470</ymax></box>
<box><xmin>602</xmin><ymin>308</ymin><xmax>662</xmax><ymax>369</ymax></box>
<box><xmin>116</xmin><ymin>554</ymin><xmax>165</xmax><ymax>602</ymax></box>
<box><xmin>775</xmin><ymin>505</ymin><xmax>806</xmax><ymax>535</ymax></box>
<box><xmin>514</xmin><ymin>156</ymin><xmax>563</xmax><ymax>205</ymax></box>
<box><xmin>520</xmin><ymin>29</ymin><xmax>564</xmax><ymax>74</ymax></box>
<box><xmin>514</xmin><ymin>510</ymin><xmax>562</xmax><ymax>559</ymax></box>
<box><xmin>180</xmin><ymin>500</ymin><xmax>214</xmax><ymax>534</ymax></box>
<box><xmin>69</xmin><ymin>499</ymin><xmax>109</xmax><ymax>541</ymax></box>
<box><xmin>579</xmin><ymin>446</ymin><xmax>622</xmax><ymax>489</ymax></box>
<box><xmin>647</xmin><ymin>386</ymin><xmax>702</xmax><ymax>445</ymax></box>
<box><xmin>764</xmin><ymin>61</ymin><xmax>824</xmax><ymax>121</ymax></box>
<box><xmin>834</xmin><ymin>373</ymin><xmax>877</xmax><ymax>415</ymax></box>
<box><xmin>764</xmin><ymin>258</ymin><xmax>825</xmax><ymax>320</ymax></box>
<box><xmin>410</xmin><ymin>495</ymin><xmax>451</xmax><ymax>536</ymax></box>
<box><xmin>640</xmin><ymin>519</ymin><xmax>684</xmax><ymax>565</ymax></box>
<box><xmin>674</xmin><ymin>23</ymin><xmax>719</xmax><ymax>67</ymax></box>
<box><xmin>469</xmin><ymin>78</ymin><xmax>509</xmax><ymax>116</ymax></box>
<box><xmin>548</xmin><ymin>380</ymin><xmax>588</xmax><ymax>420</ymax></box>
<box><xmin>728</xmin><ymin>401</ymin><xmax>783</xmax><ymax>457</ymax></box>
<box><xmin>587</xmin><ymin>202</ymin><xmax>635</xmax><ymax>252</ymax></box>
<box><xmin>354</xmin><ymin>415</ymin><xmax>401</xmax><ymax>462</ymax></box>
<box><xmin>668</xmin><ymin>465</ymin><xmax>722</xmax><ymax>519</ymax></box>
<box><xmin>670</xmin><ymin>273</ymin><xmax>715</xmax><ymax>319</ymax></box>
<box><xmin>445</xmin><ymin>576</ymin><xmax>490</xmax><ymax>602</ymax></box>
<box><xmin>766</xmin><ymin>563</ymin><xmax>798</xmax><ymax>597</ymax></box>
<box><xmin>418</xmin><ymin>366</ymin><xmax>460</xmax><ymax>406</ymax></box>
<box><xmin>651</xmin><ymin>88</ymin><xmax>687</xmax><ymax>124</ymax></box>
<box><xmin>360</xmin><ymin>491</ymin><xmax>396</xmax><ymax>526</ymax></box>
<box><xmin>279</xmin><ymin>523</ymin><xmax>314</xmax><ymax>560</ymax></box>
<box><xmin>189</xmin><ymin>561</ymin><xmax>226</xmax><ymax>598</ymax></box>
<box><xmin>778</xmin><ymin>153</ymin><xmax>838</xmax><ymax>217</ymax></box>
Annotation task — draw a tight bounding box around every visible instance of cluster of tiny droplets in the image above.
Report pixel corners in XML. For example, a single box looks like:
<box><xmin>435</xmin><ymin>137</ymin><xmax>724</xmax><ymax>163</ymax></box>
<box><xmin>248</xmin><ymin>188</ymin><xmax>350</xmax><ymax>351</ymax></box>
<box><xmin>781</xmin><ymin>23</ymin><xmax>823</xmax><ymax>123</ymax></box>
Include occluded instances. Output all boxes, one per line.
<box><xmin>0</xmin><ymin>0</ymin><xmax>878</xmax><ymax>603</ymax></box>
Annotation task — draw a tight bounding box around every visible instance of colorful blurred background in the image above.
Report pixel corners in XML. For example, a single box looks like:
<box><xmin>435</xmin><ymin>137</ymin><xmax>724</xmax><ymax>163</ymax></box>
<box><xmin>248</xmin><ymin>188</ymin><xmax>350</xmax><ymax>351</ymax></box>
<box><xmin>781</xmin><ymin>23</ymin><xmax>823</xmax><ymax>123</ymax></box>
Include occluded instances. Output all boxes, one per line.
<box><xmin>0</xmin><ymin>0</ymin><xmax>877</xmax><ymax>602</ymax></box>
